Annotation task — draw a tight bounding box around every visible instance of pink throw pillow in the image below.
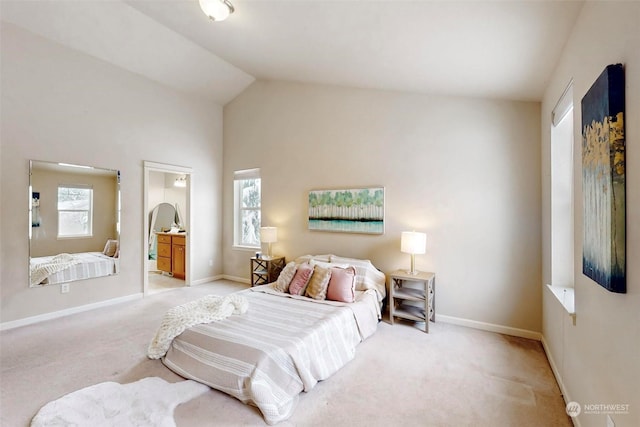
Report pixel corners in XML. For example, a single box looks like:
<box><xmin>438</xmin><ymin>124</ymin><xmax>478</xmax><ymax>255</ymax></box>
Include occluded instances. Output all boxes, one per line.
<box><xmin>326</xmin><ymin>266</ymin><xmax>356</xmax><ymax>303</ymax></box>
<box><xmin>288</xmin><ymin>263</ymin><xmax>314</xmax><ymax>295</ymax></box>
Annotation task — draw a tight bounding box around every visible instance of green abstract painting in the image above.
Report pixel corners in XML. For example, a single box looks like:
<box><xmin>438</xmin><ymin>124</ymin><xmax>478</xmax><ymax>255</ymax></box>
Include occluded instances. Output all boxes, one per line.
<box><xmin>308</xmin><ymin>187</ymin><xmax>384</xmax><ymax>234</ymax></box>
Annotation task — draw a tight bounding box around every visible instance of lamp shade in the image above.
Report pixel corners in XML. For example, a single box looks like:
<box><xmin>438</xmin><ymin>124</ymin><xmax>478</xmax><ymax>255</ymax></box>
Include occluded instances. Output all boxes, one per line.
<box><xmin>260</xmin><ymin>227</ymin><xmax>277</xmax><ymax>243</ymax></box>
<box><xmin>199</xmin><ymin>0</ymin><xmax>234</xmax><ymax>21</ymax></box>
<box><xmin>401</xmin><ymin>231</ymin><xmax>426</xmax><ymax>255</ymax></box>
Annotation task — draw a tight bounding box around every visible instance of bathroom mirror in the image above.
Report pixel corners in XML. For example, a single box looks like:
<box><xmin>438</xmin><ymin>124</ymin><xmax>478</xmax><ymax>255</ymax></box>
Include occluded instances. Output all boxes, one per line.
<box><xmin>29</xmin><ymin>160</ymin><xmax>121</xmax><ymax>287</ymax></box>
<box><xmin>148</xmin><ymin>202</ymin><xmax>182</xmax><ymax>258</ymax></box>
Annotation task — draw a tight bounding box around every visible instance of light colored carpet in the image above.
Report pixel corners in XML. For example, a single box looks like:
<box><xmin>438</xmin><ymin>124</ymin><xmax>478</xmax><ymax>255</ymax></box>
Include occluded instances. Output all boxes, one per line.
<box><xmin>148</xmin><ymin>272</ymin><xmax>185</xmax><ymax>295</ymax></box>
<box><xmin>0</xmin><ymin>280</ymin><xmax>571</xmax><ymax>427</ymax></box>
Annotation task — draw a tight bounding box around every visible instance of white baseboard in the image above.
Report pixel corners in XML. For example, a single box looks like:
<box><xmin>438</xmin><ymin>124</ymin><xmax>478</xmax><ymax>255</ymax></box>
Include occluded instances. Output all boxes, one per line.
<box><xmin>190</xmin><ymin>275</ymin><xmax>249</xmax><ymax>286</ymax></box>
<box><xmin>435</xmin><ymin>314</ymin><xmax>542</xmax><ymax>341</ymax></box>
<box><xmin>220</xmin><ymin>274</ymin><xmax>250</xmax><ymax>285</ymax></box>
<box><xmin>540</xmin><ymin>335</ymin><xmax>579</xmax><ymax>426</ymax></box>
<box><xmin>540</xmin><ymin>335</ymin><xmax>564</xmax><ymax>393</ymax></box>
<box><xmin>0</xmin><ymin>293</ymin><xmax>143</xmax><ymax>331</ymax></box>
<box><xmin>190</xmin><ymin>275</ymin><xmax>224</xmax><ymax>285</ymax></box>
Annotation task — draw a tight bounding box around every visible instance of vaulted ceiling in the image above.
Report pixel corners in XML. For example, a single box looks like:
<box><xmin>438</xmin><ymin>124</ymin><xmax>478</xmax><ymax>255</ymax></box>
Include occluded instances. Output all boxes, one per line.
<box><xmin>2</xmin><ymin>0</ymin><xmax>584</xmax><ymax>105</ymax></box>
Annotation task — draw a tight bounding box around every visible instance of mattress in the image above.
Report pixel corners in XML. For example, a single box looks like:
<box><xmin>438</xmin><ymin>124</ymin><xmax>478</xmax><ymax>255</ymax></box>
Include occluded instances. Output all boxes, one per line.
<box><xmin>162</xmin><ymin>286</ymin><xmax>380</xmax><ymax>425</ymax></box>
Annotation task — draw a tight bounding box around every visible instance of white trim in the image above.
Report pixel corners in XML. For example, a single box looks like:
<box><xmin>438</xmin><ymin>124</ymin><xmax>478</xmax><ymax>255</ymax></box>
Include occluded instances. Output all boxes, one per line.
<box><xmin>435</xmin><ymin>314</ymin><xmax>542</xmax><ymax>341</ymax></box>
<box><xmin>143</xmin><ymin>161</ymin><xmax>192</xmax><ymax>174</ymax></box>
<box><xmin>221</xmin><ymin>274</ymin><xmax>250</xmax><ymax>285</ymax></box>
<box><xmin>190</xmin><ymin>274</ymin><xmax>250</xmax><ymax>286</ymax></box>
<box><xmin>552</xmin><ymin>79</ymin><xmax>574</xmax><ymax>126</ymax></box>
<box><xmin>233</xmin><ymin>244</ymin><xmax>261</xmax><ymax>251</ymax></box>
<box><xmin>233</xmin><ymin>169</ymin><xmax>261</xmax><ymax>248</ymax></box>
<box><xmin>546</xmin><ymin>284</ymin><xmax>576</xmax><ymax>316</ymax></box>
<box><xmin>541</xmin><ymin>335</ymin><xmax>569</xmax><ymax>401</ymax></box>
<box><xmin>190</xmin><ymin>274</ymin><xmax>224</xmax><ymax>285</ymax></box>
<box><xmin>233</xmin><ymin>168</ymin><xmax>260</xmax><ymax>180</ymax></box>
<box><xmin>541</xmin><ymin>335</ymin><xmax>579</xmax><ymax>427</ymax></box>
<box><xmin>0</xmin><ymin>293</ymin><xmax>143</xmax><ymax>331</ymax></box>
<box><xmin>143</xmin><ymin>161</ymin><xmax>193</xmax><ymax>296</ymax></box>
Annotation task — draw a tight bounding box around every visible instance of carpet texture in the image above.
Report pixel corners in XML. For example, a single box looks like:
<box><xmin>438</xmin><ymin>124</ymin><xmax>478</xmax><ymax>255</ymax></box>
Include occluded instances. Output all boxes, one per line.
<box><xmin>30</xmin><ymin>377</ymin><xmax>208</xmax><ymax>427</ymax></box>
<box><xmin>0</xmin><ymin>280</ymin><xmax>572</xmax><ymax>427</ymax></box>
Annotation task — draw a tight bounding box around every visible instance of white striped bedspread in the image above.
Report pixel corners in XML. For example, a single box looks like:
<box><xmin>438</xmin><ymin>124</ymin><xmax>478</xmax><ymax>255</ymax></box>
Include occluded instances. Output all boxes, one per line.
<box><xmin>30</xmin><ymin>252</ymin><xmax>118</xmax><ymax>286</ymax></box>
<box><xmin>162</xmin><ymin>287</ymin><xmax>380</xmax><ymax>425</ymax></box>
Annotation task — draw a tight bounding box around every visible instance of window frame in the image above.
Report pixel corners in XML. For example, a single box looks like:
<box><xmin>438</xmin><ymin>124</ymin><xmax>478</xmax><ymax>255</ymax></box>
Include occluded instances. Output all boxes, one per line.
<box><xmin>550</xmin><ymin>81</ymin><xmax>575</xmax><ymax>288</ymax></box>
<box><xmin>57</xmin><ymin>184</ymin><xmax>94</xmax><ymax>239</ymax></box>
<box><xmin>233</xmin><ymin>169</ymin><xmax>261</xmax><ymax>249</ymax></box>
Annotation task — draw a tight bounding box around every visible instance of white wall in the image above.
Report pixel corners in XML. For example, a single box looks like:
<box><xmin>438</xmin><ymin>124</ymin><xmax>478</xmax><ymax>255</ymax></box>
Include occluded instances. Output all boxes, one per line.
<box><xmin>0</xmin><ymin>23</ymin><xmax>223</xmax><ymax>323</ymax></box>
<box><xmin>541</xmin><ymin>2</ymin><xmax>640</xmax><ymax>427</ymax></box>
<box><xmin>223</xmin><ymin>80</ymin><xmax>542</xmax><ymax>333</ymax></box>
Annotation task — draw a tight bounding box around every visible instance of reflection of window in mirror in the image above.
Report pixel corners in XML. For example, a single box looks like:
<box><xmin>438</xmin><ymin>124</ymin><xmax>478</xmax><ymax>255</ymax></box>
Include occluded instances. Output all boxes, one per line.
<box><xmin>57</xmin><ymin>185</ymin><xmax>93</xmax><ymax>238</ymax></box>
<box><xmin>29</xmin><ymin>160</ymin><xmax>120</xmax><ymax>287</ymax></box>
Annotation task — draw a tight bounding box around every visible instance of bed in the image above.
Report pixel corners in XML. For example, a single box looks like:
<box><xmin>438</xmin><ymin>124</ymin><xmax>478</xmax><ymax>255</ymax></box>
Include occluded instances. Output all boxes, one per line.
<box><xmin>30</xmin><ymin>251</ymin><xmax>119</xmax><ymax>286</ymax></box>
<box><xmin>152</xmin><ymin>255</ymin><xmax>386</xmax><ymax>425</ymax></box>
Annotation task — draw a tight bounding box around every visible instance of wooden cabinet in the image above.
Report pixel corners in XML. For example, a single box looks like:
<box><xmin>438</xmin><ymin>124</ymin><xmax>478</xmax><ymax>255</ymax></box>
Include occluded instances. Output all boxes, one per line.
<box><xmin>157</xmin><ymin>234</ymin><xmax>172</xmax><ymax>274</ymax></box>
<box><xmin>171</xmin><ymin>235</ymin><xmax>186</xmax><ymax>279</ymax></box>
<box><xmin>156</xmin><ymin>233</ymin><xmax>186</xmax><ymax>279</ymax></box>
<box><xmin>388</xmin><ymin>270</ymin><xmax>435</xmax><ymax>333</ymax></box>
<box><xmin>251</xmin><ymin>256</ymin><xmax>285</xmax><ymax>286</ymax></box>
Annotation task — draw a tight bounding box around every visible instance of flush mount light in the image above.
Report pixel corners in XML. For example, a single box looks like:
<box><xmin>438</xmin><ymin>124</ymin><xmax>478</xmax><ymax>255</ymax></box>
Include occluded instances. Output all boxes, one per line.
<box><xmin>199</xmin><ymin>0</ymin><xmax>234</xmax><ymax>21</ymax></box>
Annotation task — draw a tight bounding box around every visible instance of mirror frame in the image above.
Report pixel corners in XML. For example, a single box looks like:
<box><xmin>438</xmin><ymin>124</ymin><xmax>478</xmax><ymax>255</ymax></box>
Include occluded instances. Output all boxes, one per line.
<box><xmin>29</xmin><ymin>160</ymin><xmax>121</xmax><ymax>287</ymax></box>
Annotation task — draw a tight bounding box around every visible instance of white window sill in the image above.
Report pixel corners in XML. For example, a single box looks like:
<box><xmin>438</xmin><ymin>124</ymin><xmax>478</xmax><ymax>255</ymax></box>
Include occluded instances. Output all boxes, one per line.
<box><xmin>546</xmin><ymin>284</ymin><xmax>576</xmax><ymax>318</ymax></box>
<box><xmin>233</xmin><ymin>245</ymin><xmax>260</xmax><ymax>252</ymax></box>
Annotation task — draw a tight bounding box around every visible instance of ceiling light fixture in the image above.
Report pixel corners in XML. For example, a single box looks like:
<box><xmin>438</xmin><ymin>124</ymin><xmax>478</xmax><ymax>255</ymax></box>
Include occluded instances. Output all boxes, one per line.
<box><xmin>199</xmin><ymin>0</ymin><xmax>234</xmax><ymax>22</ymax></box>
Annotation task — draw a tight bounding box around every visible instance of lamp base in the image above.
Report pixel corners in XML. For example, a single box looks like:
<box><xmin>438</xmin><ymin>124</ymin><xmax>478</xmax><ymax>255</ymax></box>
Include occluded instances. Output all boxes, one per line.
<box><xmin>406</xmin><ymin>254</ymin><xmax>419</xmax><ymax>275</ymax></box>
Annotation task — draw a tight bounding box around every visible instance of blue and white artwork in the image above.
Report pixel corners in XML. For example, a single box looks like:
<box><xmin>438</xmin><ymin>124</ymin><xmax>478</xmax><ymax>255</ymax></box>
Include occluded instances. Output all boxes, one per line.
<box><xmin>308</xmin><ymin>187</ymin><xmax>384</xmax><ymax>234</ymax></box>
<box><xmin>581</xmin><ymin>64</ymin><xmax>626</xmax><ymax>293</ymax></box>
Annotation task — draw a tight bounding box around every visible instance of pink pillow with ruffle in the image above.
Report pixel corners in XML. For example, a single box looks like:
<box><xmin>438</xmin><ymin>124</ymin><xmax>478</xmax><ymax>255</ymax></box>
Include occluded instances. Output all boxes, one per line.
<box><xmin>326</xmin><ymin>266</ymin><xmax>356</xmax><ymax>303</ymax></box>
<box><xmin>288</xmin><ymin>263</ymin><xmax>314</xmax><ymax>295</ymax></box>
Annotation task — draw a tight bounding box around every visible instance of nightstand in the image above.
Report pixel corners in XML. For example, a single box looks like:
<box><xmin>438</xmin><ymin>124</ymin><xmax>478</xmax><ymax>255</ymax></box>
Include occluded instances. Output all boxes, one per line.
<box><xmin>250</xmin><ymin>256</ymin><xmax>285</xmax><ymax>286</ymax></box>
<box><xmin>388</xmin><ymin>270</ymin><xmax>435</xmax><ymax>333</ymax></box>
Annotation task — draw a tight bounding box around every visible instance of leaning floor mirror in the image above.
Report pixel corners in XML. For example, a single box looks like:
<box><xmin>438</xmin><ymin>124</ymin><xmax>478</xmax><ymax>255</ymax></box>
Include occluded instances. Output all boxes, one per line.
<box><xmin>29</xmin><ymin>160</ymin><xmax>121</xmax><ymax>287</ymax></box>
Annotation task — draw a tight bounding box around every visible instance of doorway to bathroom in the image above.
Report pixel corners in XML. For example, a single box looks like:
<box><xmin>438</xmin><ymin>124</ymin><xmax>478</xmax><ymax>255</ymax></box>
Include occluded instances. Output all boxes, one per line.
<box><xmin>143</xmin><ymin>161</ymin><xmax>192</xmax><ymax>295</ymax></box>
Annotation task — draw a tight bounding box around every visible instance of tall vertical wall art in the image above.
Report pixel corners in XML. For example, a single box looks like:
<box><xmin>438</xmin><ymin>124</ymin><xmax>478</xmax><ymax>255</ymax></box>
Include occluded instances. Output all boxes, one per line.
<box><xmin>581</xmin><ymin>63</ymin><xmax>626</xmax><ymax>293</ymax></box>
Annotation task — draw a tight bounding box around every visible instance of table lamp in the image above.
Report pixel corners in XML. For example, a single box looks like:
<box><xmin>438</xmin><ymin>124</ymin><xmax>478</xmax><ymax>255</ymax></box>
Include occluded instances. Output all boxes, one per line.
<box><xmin>260</xmin><ymin>227</ymin><xmax>278</xmax><ymax>257</ymax></box>
<box><xmin>401</xmin><ymin>231</ymin><xmax>426</xmax><ymax>275</ymax></box>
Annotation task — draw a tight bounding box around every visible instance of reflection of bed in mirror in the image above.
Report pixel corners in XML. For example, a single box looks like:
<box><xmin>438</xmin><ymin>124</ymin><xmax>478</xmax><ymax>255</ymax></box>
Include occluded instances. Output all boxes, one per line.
<box><xmin>30</xmin><ymin>251</ymin><xmax>119</xmax><ymax>286</ymax></box>
<box><xmin>29</xmin><ymin>160</ymin><xmax>120</xmax><ymax>287</ymax></box>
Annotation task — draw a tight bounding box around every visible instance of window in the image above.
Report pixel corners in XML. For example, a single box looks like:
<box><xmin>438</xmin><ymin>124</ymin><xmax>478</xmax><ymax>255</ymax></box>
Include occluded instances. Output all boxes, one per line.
<box><xmin>58</xmin><ymin>185</ymin><xmax>93</xmax><ymax>238</ymax></box>
<box><xmin>550</xmin><ymin>81</ymin><xmax>574</xmax><ymax>288</ymax></box>
<box><xmin>233</xmin><ymin>169</ymin><xmax>261</xmax><ymax>247</ymax></box>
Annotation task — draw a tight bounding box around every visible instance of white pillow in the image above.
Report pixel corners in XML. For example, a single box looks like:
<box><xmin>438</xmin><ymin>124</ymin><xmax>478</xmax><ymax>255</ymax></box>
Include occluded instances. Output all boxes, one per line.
<box><xmin>331</xmin><ymin>256</ymin><xmax>377</xmax><ymax>291</ymax></box>
<box><xmin>102</xmin><ymin>239</ymin><xmax>119</xmax><ymax>258</ymax></box>
<box><xmin>294</xmin><ymin>254</ymin><xmax>334</xmax><ymax>264</ymax></box>
<box><xmin>272</xmin><ymin>262</ymin><xmax>298</xmax><ymax>292</ymax></box>
<box><xmin>310</xmin><ymin>259</ymin><xmax>350</xmax><ymax>269</ymax></box>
